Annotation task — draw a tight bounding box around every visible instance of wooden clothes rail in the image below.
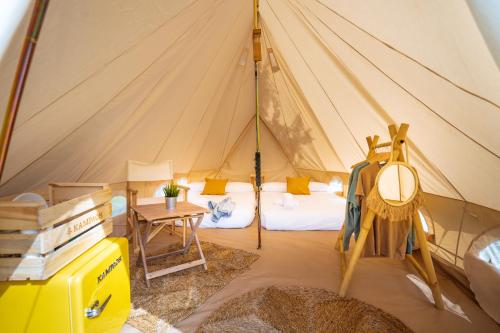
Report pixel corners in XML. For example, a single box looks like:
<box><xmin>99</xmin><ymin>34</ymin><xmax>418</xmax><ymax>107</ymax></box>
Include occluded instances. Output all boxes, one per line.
<box><xmin>337</xmin><ymin>123</ymin><xmax>444</xmax><ymax>310</ymax></box>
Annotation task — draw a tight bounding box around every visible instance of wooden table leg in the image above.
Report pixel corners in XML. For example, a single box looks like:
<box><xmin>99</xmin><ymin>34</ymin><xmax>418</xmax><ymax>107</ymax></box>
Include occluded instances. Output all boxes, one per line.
<box><xmin>182</xmin><ymin>218</ymin><xmax>187</xmax><ymax>247</ymax></box>
<box><xmin>143</xmin><ymin>220</ymin><xmax>152</xmax><ymax>245</ymax></box>
<box><xmin>135</xmin><ymin>212</ymin><xmax>151</xmax><ymax>287</ymax></box>
<box><xmin>339</xmin><ymin>209</ymin><xmax>375</xmax><ymax>297</ymax></box>
<box><xmin>142</xmin><ymin>213</ymin><xmax>207</xmax><ymax>281</ymax></box>
<box><xmin>130</xmin><ymin>209</ymin><xmax>139</xmax><ymax>254</ymax></box>
<box><xmin>133</xmin><ymin>212</ymin><xmax>142</xmax><ymax>267</ymax></box>
<box><xmin>188</xmin><ymin>216</ymin><xmax>207</xmax><ymax>270</ymax></box>
<box><xmin>183</xmin><ymin>214</ymin><xmax>203</xmax><ymax>255</ymax></box>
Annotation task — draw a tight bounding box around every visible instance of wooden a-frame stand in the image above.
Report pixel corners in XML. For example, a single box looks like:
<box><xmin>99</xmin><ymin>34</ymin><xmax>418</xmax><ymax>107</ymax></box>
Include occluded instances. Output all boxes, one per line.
<box><xmin>336</xmin><ymin>124</ymin><xmax>444</xmax><ymax>310</ymax></box>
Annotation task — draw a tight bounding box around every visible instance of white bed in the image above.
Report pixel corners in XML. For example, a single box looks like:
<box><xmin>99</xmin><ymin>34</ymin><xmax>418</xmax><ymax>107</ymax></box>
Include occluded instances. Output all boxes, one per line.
<box><xmin>260</xmin><ymin>182</ymin><xmax>346</xmax><ymax>231</ymax></box>
<box><xmin>138</xmin><ymin>182</ymin><xmax>255</xmax><ymax>228</ymax></box>
<box><xmin>186</xmin><ymin>182</ymin><xmax>255</xmax><ymax>228</ymax></box>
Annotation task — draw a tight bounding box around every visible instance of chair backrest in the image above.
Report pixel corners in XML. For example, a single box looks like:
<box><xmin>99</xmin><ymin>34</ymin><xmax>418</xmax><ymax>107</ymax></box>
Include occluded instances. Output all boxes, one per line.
<box><xmin>127</xmin><ymin>160</ymin><xmax>183</xmax><ymax>205</ymax></box>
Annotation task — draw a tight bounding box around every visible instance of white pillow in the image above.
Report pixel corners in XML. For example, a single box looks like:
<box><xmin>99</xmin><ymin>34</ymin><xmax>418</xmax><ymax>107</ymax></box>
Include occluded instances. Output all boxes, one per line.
<box><xmin>261</xmin><ymin>182</ymin><xmax>287</xmax><ymax>192</ymax></box>
<box><xmin>309</xmin><ymin>181</ymin><xmax>329</xmax><ymax>192</ymax></box>
<box><xmin>226</xmin><ymin>182</ymin><xmax>253</xmax><ymax>193</ymax></box>
<box><xmin>187</xmin><ymin>182</ymin><xmax>205</xmax><ymax>192</ymax></box>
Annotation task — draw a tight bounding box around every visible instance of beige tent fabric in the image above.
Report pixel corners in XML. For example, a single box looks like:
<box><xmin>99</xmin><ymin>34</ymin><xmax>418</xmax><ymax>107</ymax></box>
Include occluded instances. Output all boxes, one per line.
<box><xmin>0</xmin><ymin>0</ymin><xmax>499</xmax><ymax>289</ymax></box>
<box><xmin>0</xmin><ymin>0</ymin><xmax>256</xmax><ymax>193</ymax></box>
<box><xmin>467</xmin><ymin>0</ymin><xmax>500</xmax><ymax>68</ymax></box>
<box><xmin>1</xmin><ymin>0</ymin><xmax>498</xmax><ymax>207</ymax></box>
<box><xmin>256</xmin><ymin>0</ymin><xmax>499</xmax><ymax>273</ymax></box>
<box><xmin>259</xmin><ymin>28</ymin><xmax>345</xmax><ymax>172</ymax></box>
<box><xmin>190</xmin><ymin>118</ymin><xmax>296</xmax><ymax>182</ymax></box>
<box><xmin>260</xmin><ymin>0</ymin><xmax>500</xmax><ymax>210</ymax></box>
<box><xmin>127</xmin><ymin>160</ymin><xmax>173</xmax><ymax>182</ymax></box>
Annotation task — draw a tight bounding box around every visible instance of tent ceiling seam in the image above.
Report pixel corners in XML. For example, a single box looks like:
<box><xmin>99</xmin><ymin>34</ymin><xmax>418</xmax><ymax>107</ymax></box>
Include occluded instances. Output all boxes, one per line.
<box><xmin>1</xmin><ymin>16</ymin><xmax>202</xmax><ymax>187</ymax></box>
<box><xmin>183</xmin><ymin>44</ymin><xmax>246</xmax><ymax>169</ymax></box>
<box><xmin>74</xmin><ymin>12</ymin><xmax>224</xmax><ymax>181</ymax></box>
<box><xmin>15</xmin><ymin>0</ymin><xmax>203</xmax><ymax>130</ymax></box>
<box><xmin>215</xmin><ymin>115</ymin><xmax>257</xmax><ymax>177</ymax></box>
<box><xmin>0</xmin><ymin>1</ymin><xmax>211</xmax><ymax>187</ymax></box>
<box><xmin>152</xmin><ymin>1</ymin><xmax>248</xmax><ymax>163</ymax></box>
<box><xmin>314</xmin><ymin>0</ymin><xmax>500</xmax><ymax>110</ymax></box>
<box><xmin>75</xmin><ymin>1</ymin><xmax>230</xmax><ymax>181</ymax></box>
<box><xmin>294</xmin><ymin>0</ymin><xmax>499</xmax><ymax>159</ymax></box>
<box><xmin>219</xmin><ymin>44</ymin><xmax>252</xmax><ymax>166</ymax></box>
<box><xmin>261</xmin><ymin>29</ymin><xmax>313</xmax><ymax>169</ymax></box>
<box><xmin>259</xmin><ymin>117</ymin><xmax>300</xmax><ymax>175</ymax></box>
<box><xmin>262</xmin><ymin>25</ymin><xmax>345</xmax><ymax>171</ymax></box>
<box><xmin>218</xmin><ymin>76</ymin><xmax>246</xmax><ymax>165</ymax></box>
<box><xmin>179</xmin><ymin>37</ymin><xmax>251</xmax><ymax>171</ymax></box>
<box><xmin>289</xmin><ymin>0</ymin><xmax>467</xmax><ymax>201</ymax></box>
<box><xmin>264</xmin><ymin>0</ymin><xmax>367</xmax><ymax>160</ymax></box>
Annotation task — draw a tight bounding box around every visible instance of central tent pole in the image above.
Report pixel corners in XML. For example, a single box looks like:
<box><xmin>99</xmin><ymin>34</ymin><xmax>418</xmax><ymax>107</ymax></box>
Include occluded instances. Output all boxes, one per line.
<box><xmin>253</xmin><ymin>0</ymin><xmax>262</xmax><ymax>249</ymax></box>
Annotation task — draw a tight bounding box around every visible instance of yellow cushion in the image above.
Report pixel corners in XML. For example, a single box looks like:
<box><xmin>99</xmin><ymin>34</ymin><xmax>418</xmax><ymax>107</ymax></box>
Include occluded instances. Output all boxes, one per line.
<box><xmin>201</xmin><ymin>178</ymin><xmax>228</xmax><ymax>195</ymax></box>
<box><xmin>286</xmin><ymin>176</ymin><xmax>311</xmax><ymax>195</ymax></box>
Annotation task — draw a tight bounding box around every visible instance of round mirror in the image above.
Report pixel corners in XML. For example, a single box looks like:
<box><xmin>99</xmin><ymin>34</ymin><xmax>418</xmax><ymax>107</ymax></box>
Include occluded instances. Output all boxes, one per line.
<box><xmin>377</xmin><ymin>162</ymin><xmax>418</xmax><ymax>206</ymax></box>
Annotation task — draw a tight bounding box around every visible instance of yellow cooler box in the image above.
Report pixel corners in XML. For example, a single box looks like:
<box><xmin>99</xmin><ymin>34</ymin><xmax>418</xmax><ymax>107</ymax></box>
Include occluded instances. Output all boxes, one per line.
<box><xmin>0</xmin><ymin>237</ymin><xmax>130</xmax><ymax>333</ymax></box>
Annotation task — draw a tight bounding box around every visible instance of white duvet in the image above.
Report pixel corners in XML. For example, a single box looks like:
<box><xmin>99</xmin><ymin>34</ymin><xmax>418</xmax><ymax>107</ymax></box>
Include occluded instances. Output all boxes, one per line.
<box><xmin>260</xmin><ymin>192</ymin><xmax>346</xmax><ymax>230</ymax></box>
<box><xmin>187</xmin><ymin>191</ymin><xmax>255</xmax><ymax>228</ymax></box>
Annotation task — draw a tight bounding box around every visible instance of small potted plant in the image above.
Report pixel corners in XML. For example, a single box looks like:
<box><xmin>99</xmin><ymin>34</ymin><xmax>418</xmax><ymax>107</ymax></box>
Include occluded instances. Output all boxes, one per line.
<box><xmin>163</xmin><ymin>181</ymin><xmax>180</xmax><ymax>210</ymax></box>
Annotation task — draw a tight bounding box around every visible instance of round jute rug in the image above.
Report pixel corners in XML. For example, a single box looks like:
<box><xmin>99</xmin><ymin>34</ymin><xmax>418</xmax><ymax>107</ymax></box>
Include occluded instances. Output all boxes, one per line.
<box><xmin>197</xmin><ymin>286</ymin><xmax>413</xmax><ymax>333</ymax></box>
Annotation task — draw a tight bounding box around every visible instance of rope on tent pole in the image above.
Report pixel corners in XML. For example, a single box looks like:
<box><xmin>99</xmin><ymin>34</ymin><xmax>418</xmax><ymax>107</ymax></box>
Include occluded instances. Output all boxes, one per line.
<box><xmin>0</xmin><ymin>0</ymin><xmax>50</xmax><ymax>183</ymax></box>
<box><xmin>253</xmin><ymin>0</ymin><xmax>262</xmax><ymax>249</ymax></box>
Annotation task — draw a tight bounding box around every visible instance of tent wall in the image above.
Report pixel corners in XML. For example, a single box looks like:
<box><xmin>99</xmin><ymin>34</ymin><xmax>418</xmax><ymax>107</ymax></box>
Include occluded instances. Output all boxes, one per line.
<box><xmin>0</xmin><ymin>0</ymin><xmax>498</xmax><ymax>278</ymax></box>
<box><xmin>424</xmin><ymin>193</ymin><xmax>500</xmax><ymax>270</ymax></box>
<box><xmin>188</xmin><ymin>118</ymin><xmax>296</xmax><ymax>182</ymax></box>
<box><xmin>0</xmin><ymin>0</ymin><xmax>256</xmax><ymax>194</ymax></box>
<box><xmin>259</xmin><ymin>26</ymin><xmax>346</xmax><ymax>172</ymax></box>
<box><xmin>260</xmin><ymin>0</ymin><xmax>500</xmax><ymax>211</ymax></box>
<box><xmin>258</xmin><ymin>0</ymin><xmax>500</xmax><ymax>273</ymax></box>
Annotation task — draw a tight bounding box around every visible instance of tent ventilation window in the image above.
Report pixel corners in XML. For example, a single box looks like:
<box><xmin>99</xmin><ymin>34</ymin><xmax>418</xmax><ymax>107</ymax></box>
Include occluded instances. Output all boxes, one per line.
<box><xmin>418</xmin><ymin>210</ymin><xmax>429</xmax><ymax>233</ymax></box>
<box><xmin>479</xmin><ymin>240</ymin><xmax>500</xmax><ymax>269</ymax></box>
<box><xmin>111</xmin><ymin>195</ymin><xmax>127</xmax><ymax>217</ymax></box>
<box><xmin>154</xmin><ymin>186</ymin><xmax>165</xmax><ymax>198</ymax></box>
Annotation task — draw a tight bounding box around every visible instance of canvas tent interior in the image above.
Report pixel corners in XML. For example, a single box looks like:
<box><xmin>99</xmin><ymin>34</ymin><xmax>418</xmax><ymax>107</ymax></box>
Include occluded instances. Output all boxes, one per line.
<box><xmin>0</xmin><ymin>0</ymin><xmax>499</xmax><ymax>331</ymax></box>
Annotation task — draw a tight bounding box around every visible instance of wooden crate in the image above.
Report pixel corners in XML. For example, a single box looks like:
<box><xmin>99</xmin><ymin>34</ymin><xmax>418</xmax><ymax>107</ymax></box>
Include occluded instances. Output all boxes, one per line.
<box><xmin>0</xmin><ymin>183</ymin><xmax>113</xmax><ymax>280</ymax></box>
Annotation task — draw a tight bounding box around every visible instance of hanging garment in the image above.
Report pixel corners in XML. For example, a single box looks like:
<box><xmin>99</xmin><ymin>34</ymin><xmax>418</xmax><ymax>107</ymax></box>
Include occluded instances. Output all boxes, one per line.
<box><xmin>356</xmin><ymin>163</ymin><xmax>410</xmax><ymax>260</ymax></box>
<box><xmin>342</xmin><ymin>162</ymin><xmax>369</xmax><ymax>250</ymax></box>
<box><xmin>365</xmin><ymin>170</ymin><xmax>425</xmax><ymax>255</ymax></box>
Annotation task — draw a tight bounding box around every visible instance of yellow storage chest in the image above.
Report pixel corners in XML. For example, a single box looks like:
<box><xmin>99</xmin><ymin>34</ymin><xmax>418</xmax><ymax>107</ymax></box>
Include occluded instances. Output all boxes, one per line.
<box><xmin>0</xmin><ymin>237</ymin><xmax>130</xmax><ymax>333</ymax></box>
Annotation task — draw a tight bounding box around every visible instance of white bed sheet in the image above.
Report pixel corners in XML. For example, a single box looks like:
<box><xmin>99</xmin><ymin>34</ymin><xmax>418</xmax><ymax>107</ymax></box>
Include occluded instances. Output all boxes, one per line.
<box><xmin>187</xmin><ymin>191</ymin><xmax>256</xmax><ymax>228</ymax></box>
<box><xmin>261</xmin><ymin>192</ymin><xmax>346</xmax><ymax>230</ymax></box>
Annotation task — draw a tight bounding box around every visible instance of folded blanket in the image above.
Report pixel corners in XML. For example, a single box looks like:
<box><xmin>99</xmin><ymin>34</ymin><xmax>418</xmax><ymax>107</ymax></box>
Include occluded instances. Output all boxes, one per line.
<box><xmin>208</xmin><ymin>197</ymin><xmax>236</xmax><ymax>223</ymax></box>
<box><xmin>274</xmin><ymin>193</ymin><xmax>299</xmax><ymax>209</ymax></box>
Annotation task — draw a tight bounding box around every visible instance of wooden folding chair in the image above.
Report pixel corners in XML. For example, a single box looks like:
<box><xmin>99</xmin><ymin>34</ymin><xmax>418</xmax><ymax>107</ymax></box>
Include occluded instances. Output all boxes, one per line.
<box><xmin>126</xmin><ymin>160</ymin><xmax>189</xmax><ymax>252</ymax></box>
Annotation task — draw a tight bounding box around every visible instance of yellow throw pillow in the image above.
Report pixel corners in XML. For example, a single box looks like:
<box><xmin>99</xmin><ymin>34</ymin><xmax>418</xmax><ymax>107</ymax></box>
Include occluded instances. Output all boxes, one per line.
<box><xmin>201</xmin><ymin>178</ymin><xmax>228</xmax><ymax>195</ymax></box>
<box><xmin>286</xmin><ymin>176</ymin><xmax>311</xmax><ymax>195</ymax></box>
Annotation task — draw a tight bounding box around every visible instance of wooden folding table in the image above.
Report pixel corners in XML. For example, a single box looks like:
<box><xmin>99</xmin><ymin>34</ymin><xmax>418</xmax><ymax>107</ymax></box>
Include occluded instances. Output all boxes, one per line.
<box><xmin>131</xmin><ymin>201</ymin><xmax>209</xmax><ymax>287</ymax></box>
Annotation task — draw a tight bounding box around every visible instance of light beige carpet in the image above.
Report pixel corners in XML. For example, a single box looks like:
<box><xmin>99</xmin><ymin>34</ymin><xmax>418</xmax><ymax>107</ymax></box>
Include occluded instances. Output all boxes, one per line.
<box><xmin>197</xmin><ymin>286</ymin><xmax>413</xmax><ymax>333</ymax></box>
<box><xmin>127</xmin><ymin>241</ymin><xmax>260</xmax><ymax>333</ymax></box>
